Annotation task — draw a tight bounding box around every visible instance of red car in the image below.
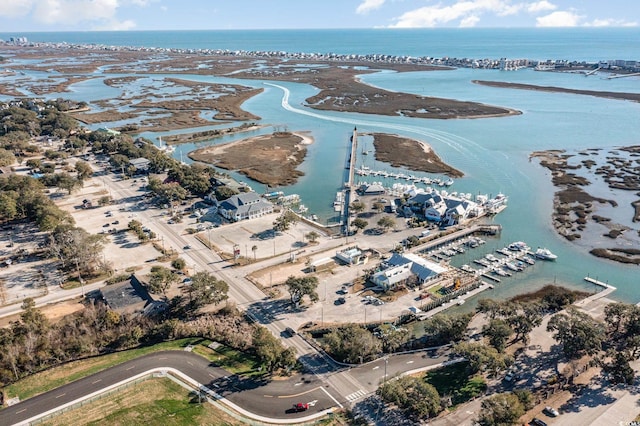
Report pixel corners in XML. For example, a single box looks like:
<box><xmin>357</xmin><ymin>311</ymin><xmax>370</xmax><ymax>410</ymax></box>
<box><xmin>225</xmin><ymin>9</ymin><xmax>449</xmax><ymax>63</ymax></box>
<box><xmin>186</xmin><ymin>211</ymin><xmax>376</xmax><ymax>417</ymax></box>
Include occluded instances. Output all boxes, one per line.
<box><xmin>293</xmin><ymin>402</ymin><xmax>309</xmax><ymax>412</ymax></box>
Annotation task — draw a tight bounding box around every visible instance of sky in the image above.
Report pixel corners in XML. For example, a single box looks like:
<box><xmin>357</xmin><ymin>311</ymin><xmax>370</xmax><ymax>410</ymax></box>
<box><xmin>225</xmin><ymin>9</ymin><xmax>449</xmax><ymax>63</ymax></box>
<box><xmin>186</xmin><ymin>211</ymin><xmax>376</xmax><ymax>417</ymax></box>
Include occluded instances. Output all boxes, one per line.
<box><xmin>0</xmin><ymin>0</ymin><xmax>637</xmax><ymax>32</ymax></box>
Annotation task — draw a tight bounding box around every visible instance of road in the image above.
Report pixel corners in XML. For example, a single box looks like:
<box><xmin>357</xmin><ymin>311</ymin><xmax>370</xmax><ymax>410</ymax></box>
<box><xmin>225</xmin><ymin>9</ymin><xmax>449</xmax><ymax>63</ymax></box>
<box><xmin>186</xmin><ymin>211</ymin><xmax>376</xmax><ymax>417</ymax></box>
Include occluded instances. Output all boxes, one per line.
<box><xmin>0</xmin><ymin>349</ymin><xmax>451</xmax><ymax>425</ymax></box>
<box><xmin>0</xmin><ymin>167</ymin><xmax>457</xmax><ymax>422</ymax></box>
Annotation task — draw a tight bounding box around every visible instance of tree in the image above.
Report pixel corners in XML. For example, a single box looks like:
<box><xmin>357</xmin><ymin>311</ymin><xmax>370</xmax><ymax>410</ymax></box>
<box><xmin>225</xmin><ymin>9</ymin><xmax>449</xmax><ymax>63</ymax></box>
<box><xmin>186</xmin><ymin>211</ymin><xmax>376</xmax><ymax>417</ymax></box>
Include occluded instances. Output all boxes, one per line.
<box><xmin>74</xmin><ymin>160</ymin><xmax>93</xmax><ymax>182</ymax></box>
<box><xmin>603</xmin><ymin>351</ymin><xmax>635</xmax><ymax>385</ymax></box>
<box><xmin>453</xmin><ymin>342</ymin><xmax>513</xmax><ymax>376</ymax></box>
<box><xmin>48</xmin><ymin>226</ymin><xmax>106</xmax><ymax>277</ymax></box>
<box><xmin>351</xmin><ymin>218</ymin><xmax>368</xmax><ymax>233</ymax></box>
<box><xmin>284</xmin><ymin>276</ymin><xmax>318</xmax><ymax>307</ymax></box>
<box><xmin>477</xmin><ymin>392</ymin><xmax>524</xmax><ymax>426</ymax></box>
<box><xmin>377</xmin><ymin>216</ymin><xmax>396</xmax><ymax>232</ymax></box>
<box><xmin>483</xmin><ymin>319</ymin><xmax>513</xmax><ymax>352</ymax></box>
<box><xmin>214</xmin><ymin>186</ymin><xmax>238</xmax><ymax>201</ymax></box>
<box><xmin>56</xmin><ymin>172</ymin><xmax>80</xmax><ymax>194</ymax></box>
<box><xmin>251</xmin><ymin>245</ymin><xmax>257</xmax><ymax>260</ymax></box>
<box><xmin>148</xmin><ymin>265</ymin><xmax>178</xmax><ymax>295</ymax></box>
<box><xmin>252</xmin><ymin>326</ymin><xmax>297</xmax><ymax>373</ymax></box>
<box><xmin>349</xmin><ymin>201</ymin><xmax>365</xmax><ymax>215</ymax></box>
<box><xmin>273</xmin><ymin>210</ymin><xmax>298</xmax><ymax>232</ymax></box>
<box><xmin>305</xmin><ymin>231</ymin><xmax>319</xmax><ymax>243</ymax></box>
<box><xmin>423</xmin><ymin>312</ymin><xmax>473</xmax><ymax>344</ymax></box>
<box><xmin>323</xmin><ymin>324</ymin><xmax>382</xmax><ymax>364</ymax></box>
<box><xmin>547</xmin><ymin>307</ymin><xmax>605</xmax><ymax>359</ymax></box>
<box><xmin>508</xmin><ymin>303</ymin><xmax>543</xmax><ymax>345</ymax></box>
<box><xmin>377</xmin><ymin>376</ymin><xmax>441</xmax><ymax>419</ymax></box>
<box><xmin>186</xmin><ymin>271</ymin><xmax>229</xmax><ymax>312</ymax></box>
<box><xmin>372</xmin><ymin>201</ymin><xmax>385</xmax><ymax>213</ymax></box>
<box><xmin>171</xmin><ymin>258</ymin><xmax>186</xmax><ymax>271</ymax></box>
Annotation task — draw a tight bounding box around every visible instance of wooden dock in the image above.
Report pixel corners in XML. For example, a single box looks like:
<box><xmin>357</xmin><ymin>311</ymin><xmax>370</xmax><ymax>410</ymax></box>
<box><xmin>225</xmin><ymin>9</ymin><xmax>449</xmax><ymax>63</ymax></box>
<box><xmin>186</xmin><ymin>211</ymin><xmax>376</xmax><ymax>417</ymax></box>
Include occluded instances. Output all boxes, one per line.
<box><xmin>584</xmin><ymin>276</ymin><xmax>615</xmax><ymax>289</ymax></box>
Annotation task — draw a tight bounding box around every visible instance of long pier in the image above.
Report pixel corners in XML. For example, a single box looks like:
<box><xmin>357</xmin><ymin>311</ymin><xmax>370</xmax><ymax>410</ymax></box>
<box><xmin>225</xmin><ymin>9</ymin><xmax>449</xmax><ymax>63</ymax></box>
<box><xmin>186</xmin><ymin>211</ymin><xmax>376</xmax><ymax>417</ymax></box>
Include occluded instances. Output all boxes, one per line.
<box><xmin>339</xmin><ymin>127</ymin><xmax>359</xmax><ymax>235</ymax></box>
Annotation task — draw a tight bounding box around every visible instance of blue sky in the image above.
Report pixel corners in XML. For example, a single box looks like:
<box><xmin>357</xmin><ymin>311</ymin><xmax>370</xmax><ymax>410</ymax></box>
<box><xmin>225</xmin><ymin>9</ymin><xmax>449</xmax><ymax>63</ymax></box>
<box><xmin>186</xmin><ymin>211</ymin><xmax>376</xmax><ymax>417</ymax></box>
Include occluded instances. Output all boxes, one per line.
<box><xmin>0</xmin><ymin>0</ymin><xmax>636</xmax><ymax>32</ymax></box>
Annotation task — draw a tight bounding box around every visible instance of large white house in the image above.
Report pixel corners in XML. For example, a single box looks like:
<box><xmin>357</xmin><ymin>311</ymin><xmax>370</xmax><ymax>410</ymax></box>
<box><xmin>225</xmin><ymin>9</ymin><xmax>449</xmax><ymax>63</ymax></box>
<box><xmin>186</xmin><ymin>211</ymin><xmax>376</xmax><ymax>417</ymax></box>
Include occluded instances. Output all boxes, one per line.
<box><xmin>370</xmin><ymin>252</ymin><xmax>448</xmax><ymax>290</ymax></box>
<box><xmin>217</xmin><ymin>192</ymin><xmax>273</xmax><ymax>222</ymax></box>
<box><xmin>407</xmin><ymin>192</ymin><xmax>478</xmax><ymax>226</ymax></box>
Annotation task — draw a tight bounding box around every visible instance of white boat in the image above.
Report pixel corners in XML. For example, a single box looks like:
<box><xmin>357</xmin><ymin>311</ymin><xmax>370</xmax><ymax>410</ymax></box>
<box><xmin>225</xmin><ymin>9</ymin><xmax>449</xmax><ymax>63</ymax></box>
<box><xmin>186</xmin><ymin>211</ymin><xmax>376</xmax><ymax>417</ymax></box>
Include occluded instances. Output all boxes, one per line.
<box><xmin>492</xmin><ymin>267</ymin><xmax>508</xmax><ymax>277</ymax></box>
<box><xmin>520</xmin><ymin>256</ymin><xmax>535</xmax><ymax>265</ymax></box>
<box><xmin>508</xmin><ymin>241</ymin><xmax>529</xmax><ymax>252</ymax></box>
<box><xmin>535</xmin><ymin>248</ymin><xmax>558</xmax><ymax>261</ymax></box>
<box><xmin>505</xmin><ymin>262</ymin><xmax>521</xmax><ymax>272</ymax></box>
<box><xmin>461</xmin><ymin>264</ymin><xmax>474</xmax><ymax>273</ymax></box>
<box><xmin>485</xmin><ymin>254</ymin><xmax>499</xmax><ymax>262</ymax></box>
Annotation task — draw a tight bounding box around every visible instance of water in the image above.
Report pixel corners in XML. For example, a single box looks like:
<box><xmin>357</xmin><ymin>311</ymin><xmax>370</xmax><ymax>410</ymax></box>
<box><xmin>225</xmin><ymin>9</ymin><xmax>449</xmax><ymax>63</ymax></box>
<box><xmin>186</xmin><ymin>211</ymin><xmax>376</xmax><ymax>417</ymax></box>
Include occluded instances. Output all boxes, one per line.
<box><xmin>1</xmin><ymin>28</ymin><xmax>639</xmax><ymax>301</ymax></box>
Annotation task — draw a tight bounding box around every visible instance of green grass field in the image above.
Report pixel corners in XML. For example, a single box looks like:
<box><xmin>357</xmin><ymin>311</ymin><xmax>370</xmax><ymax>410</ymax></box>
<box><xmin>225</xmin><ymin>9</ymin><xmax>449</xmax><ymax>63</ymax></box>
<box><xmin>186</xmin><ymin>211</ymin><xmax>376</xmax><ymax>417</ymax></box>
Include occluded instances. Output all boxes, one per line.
<box><xmin>4</xmin><ymin>338</ymin><xmax>261</xmax><ymax>402</ymax></box>
<box><xmin>424</xmin><ymin>361</ymin><xmax>487</xmax><ymax>407</ymax></box>
<box><xmin>40</xmin><ymin>378</ymin><xmax>241</xmax><ymax>426</ymax></box>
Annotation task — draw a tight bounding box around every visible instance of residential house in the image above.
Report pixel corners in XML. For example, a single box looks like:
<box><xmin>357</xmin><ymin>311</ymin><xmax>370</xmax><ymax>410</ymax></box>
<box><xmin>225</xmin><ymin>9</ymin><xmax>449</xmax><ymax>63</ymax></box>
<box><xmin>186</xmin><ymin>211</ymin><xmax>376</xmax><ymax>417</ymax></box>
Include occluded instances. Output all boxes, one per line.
<box><xmin>129</xmin><ymin>157</ymin><xmax>150</xmax><ymax>173</ymax></box>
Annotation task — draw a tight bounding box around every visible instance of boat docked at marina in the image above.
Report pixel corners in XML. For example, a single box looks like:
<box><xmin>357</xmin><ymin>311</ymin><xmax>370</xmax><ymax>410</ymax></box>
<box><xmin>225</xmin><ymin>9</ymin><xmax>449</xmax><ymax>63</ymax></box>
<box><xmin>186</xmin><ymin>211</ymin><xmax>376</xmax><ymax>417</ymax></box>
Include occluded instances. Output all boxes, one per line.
<box><xmin>535</xmin><ymin>247</ymin><xmax>558</xmax><ymax>261</ymax></box>
<box><xmin>508</xmin><ymin>241</ymin><xmax>530</xmax><ymax>252</ymax></box>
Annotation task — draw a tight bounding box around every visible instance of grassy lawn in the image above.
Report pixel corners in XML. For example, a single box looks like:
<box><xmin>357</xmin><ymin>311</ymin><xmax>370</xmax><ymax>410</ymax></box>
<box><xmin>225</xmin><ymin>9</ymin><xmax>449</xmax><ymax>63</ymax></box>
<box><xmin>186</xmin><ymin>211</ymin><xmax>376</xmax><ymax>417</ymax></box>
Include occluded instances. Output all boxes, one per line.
<box><xmin>424</xmin><ymin>361</ymin><xmax>487</xmax><ymax>407</ymax></box>
<box><xmin>40</xmin><ymin>378</ymin><xmax>242</xmax><ymax>426</ymax></box>
<box><xmin>4</xmin><ymin>338</ymin><xmax>261</xmax><ymax>402</ymax></box>
<box><xmin>191</xmin><ymin>341</ymin><xmax>263</xmax><ymax>377</ymax></box>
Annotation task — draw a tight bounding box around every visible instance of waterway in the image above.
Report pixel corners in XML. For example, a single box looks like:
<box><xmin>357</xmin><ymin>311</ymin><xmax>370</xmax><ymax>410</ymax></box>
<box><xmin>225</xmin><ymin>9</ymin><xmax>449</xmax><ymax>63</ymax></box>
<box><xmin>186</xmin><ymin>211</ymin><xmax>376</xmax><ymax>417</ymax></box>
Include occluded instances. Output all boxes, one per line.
<box><xmin>1</xmin><ymin>28</ymin><xmax>638</xmax><ymax>301</ymax></box>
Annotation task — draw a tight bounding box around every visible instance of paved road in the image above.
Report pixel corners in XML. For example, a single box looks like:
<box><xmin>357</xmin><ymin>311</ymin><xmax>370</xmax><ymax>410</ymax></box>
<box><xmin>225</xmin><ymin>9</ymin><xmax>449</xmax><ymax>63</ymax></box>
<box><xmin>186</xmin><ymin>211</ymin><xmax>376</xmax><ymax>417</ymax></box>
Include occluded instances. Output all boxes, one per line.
<box><xmin>0</xmin><ymin>348</ymin><xmax>450</xmax><ymax>425</ymax></box>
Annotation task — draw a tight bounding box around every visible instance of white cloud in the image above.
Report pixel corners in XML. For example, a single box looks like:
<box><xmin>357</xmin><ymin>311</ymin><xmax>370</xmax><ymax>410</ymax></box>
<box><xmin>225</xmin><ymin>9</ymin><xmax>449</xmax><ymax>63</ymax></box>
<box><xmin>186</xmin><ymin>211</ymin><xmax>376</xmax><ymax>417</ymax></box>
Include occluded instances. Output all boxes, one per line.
<box><xmin>526</xmin><ymin>1</ymin><xmax>556</xmax><ymax>14</ymax></box>
<box><xmin>0</xmin><ymin>0</ymin><xmax>150</xmax><ymax>29</ymax></box>
<box><xmin>0</xmin><ymin>0</ymin><xmax>34</xmax><ymax>18</ymax></box>
<box><xmin>356</xmin><ymin>0</ymin><xmax>386</xmax><ymax>14</ymax></box>
<box><xmin>536</xmin><ymin>10</ymin><xmax>583</xmax><ymax>27</ymax></box>
<box><xmin>94</xmin><ymin>19</ymin><xmax>137</xmax><ymax>30</ymax></box>
<box><xmin>460</xmin><ymin>15</ymin><xmax>481</xmax><ymax>27</ymax></box>
<box><xmin>34</xmin><ymin>0</ymin><xmax>124</xmax><ymax>25</ymax></box>
<box><xmin>585</xmin><ymin>18</ymin><xmax>638</xmax><ymax>27</ymax></box>
<box><xmin>390</xmin><ymin>0</ymin><xmax>523</xmax><ymax>28</ymax></box>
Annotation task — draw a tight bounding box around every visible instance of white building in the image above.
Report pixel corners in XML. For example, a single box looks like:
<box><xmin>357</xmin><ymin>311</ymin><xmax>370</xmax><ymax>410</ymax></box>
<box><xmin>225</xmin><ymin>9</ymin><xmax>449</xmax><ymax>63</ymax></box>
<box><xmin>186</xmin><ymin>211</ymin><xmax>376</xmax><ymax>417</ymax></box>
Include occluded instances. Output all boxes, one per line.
<box><xmin>370</xmin><ymin>253</ymin><xmax>448</xmax><ymax>290</ymax></box>
<box><xmin>217</xmin><ymin>192</ymin><xmax>273</xmax><ymax>222</ymax></box>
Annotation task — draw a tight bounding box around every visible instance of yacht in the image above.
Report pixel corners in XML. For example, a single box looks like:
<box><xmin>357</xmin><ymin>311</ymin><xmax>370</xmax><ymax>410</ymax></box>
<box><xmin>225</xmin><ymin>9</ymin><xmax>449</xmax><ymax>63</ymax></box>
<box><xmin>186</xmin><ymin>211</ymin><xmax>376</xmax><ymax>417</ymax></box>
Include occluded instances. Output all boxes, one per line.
<box><xmin>535</xmin><ymin>248</ymin><xmax>558</xmax><ymax>261</ymax></box>
<box><xmin>508</xmin><ymin>241</ymin><xmax>529</xmax><ymax>252</ymax></box>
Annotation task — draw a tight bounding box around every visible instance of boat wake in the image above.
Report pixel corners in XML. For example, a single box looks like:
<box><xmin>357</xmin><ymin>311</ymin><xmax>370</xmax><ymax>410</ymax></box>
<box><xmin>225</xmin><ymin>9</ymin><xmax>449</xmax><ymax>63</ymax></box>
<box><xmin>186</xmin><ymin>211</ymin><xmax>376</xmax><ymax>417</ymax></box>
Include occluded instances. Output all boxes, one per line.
<box><xmin>265</xmin><ymin>82</ymin><xmax>485</xmax><ymax>158</ymax></box>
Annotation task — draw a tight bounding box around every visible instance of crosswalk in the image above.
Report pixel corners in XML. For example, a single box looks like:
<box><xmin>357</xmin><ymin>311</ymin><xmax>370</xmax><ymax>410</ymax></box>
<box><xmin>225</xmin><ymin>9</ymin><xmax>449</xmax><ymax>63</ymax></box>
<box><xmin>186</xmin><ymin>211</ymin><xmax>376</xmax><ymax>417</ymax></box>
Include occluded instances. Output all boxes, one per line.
<box><xmin>345</xmin><ymin>389</ymin><xmax>368</xmax><ymax>402</ymax></box>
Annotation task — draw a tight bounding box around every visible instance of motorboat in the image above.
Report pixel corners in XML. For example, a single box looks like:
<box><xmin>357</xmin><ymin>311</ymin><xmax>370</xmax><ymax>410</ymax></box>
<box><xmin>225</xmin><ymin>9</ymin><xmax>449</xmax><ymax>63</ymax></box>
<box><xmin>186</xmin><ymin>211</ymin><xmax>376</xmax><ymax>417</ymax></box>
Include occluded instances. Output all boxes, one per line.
<box><xmin>508</xmin><ymin>241</ymin><xmax>529</xmax><ymax>251</ymax></box>
<box><xmin>461</xmin><ymin>264</ymin><xmax>475</xmax><ymax>273</ymax></box>
<box><xmin>535</xmin><ymin>247</ymin><xmax>558</xmax><ymax>261</ymax></box>
<box><xmin>485</xmin><ymin>254</ymin><xmax>499</xmax><ymax>262</ymax></box>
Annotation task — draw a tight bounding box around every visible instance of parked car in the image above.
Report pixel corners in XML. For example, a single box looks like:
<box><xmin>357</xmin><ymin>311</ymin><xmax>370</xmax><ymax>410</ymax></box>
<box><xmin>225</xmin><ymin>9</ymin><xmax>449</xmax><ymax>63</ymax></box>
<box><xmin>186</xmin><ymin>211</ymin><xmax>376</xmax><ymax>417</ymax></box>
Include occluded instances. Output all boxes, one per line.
<box><xmin>334</xmin><ymin>297</ymin><xmax>346</xmax><ymax>305</ymax></box>
<box><xmin>529</xmin><ymin>418</ymin><xmax>547</xmax><ymax>426</ymax></box>
<box><xmin>293</xmin><ymin>402</ymin><xmax>309</xmax><ymax>412</ymax></box>
<box><xmin>543</xmin><ymin>406</ymin><xmax>559</xmax><ymax>417</ymax></box>
<box><xmin>284</xmin><ymin>327</ymin><xmax>296</xmax><ymax>337</ymax></box>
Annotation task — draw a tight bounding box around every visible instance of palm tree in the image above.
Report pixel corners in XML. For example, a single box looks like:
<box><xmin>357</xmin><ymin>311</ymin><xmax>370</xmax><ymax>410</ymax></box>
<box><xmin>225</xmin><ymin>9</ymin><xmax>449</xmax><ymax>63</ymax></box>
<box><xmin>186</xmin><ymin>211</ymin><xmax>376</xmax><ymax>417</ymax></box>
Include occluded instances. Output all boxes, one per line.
<box><xmin>252</xmin><ymin>245</ymin><xmax>258</xmax><ymax>260</ymax></box>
